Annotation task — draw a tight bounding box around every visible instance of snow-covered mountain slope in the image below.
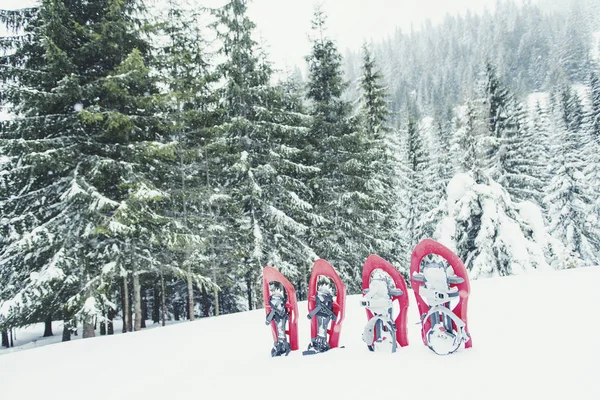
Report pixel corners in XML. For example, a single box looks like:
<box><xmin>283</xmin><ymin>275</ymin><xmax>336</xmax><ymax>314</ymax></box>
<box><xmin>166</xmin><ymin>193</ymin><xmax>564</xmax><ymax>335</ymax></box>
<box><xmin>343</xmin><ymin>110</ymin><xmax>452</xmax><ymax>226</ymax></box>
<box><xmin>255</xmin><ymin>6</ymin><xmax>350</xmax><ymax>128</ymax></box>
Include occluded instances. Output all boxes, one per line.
<box><xmin>1</xmin><ymin>267</ymin><xmax>598</xmax><ymax>399</ymax></box>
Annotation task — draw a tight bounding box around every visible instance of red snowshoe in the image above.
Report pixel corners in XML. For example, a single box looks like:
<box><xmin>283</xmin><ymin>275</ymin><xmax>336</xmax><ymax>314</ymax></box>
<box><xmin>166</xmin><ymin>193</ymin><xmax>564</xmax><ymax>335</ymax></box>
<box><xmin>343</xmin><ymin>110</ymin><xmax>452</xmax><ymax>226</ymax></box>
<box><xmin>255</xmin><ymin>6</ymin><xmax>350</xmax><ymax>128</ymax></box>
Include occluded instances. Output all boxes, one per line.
<box><xmin>303</xmin><ymin>259</ymin><xmax>346</xmax><ymax>355</ymax></box>
<box><xmin>262</xmin><ymin>266</ymin><xmax>299</xmax><ymax>357</ymax></box>
<box><xmin>410</xmin><ymin>239</ymin><xmax>472</xmax><ymax>355</ymax></box>
<box><xmin>360</xmin><ymin>255</ymin><xmax>409</xmax><ymax>352</ymax></box>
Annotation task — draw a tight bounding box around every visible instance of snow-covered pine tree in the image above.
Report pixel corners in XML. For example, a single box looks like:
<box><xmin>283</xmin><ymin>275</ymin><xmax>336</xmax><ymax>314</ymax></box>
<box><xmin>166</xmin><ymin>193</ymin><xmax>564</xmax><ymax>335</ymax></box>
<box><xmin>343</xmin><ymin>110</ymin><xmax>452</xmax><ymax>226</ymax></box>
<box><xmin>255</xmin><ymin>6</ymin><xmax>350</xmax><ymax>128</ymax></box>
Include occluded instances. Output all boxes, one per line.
<box><xmin>528</xmin><ymin>100</ymin><xmax>553</xmax><ymax>208</ymax></box>
<box><xmin>385</xmin><ymin>129</ymin><xmax>413</xmax><ymax>271</ymax></box>
<box><xmin>544</xmin><ymin>86</ymin><xmax>598</xmax><ymax>267</ymax></box>
<box><xmin>433</xmin><ymin>173</ymin><xmax>552</xmax><ymax>278</ymax></box>
<box><xmin>503</xmin><ymin>98</ymin><xmax>546</xmax><ymax>205</ymax></box>
<box><xmin>304</xmin><ymin>7</ymin><xmax>391</xmax><ymax>292</ymax></box>
<box><xmin>356</xmin><ymin>43</ymin><xmax>402</xmax><ymax>270</ymax></box>
<box><xmin>211</xmin><ymin>0</ymin><xmax>316</xmax><ymax>309</ymax></box>
<box><xmin>417</xmin><ymin>116</ymin><xmax>450</xmax><ymax>239</ymax></box>
<box><xmin>450</xmin><ymin>100</ymin><xmax>487</xmax><ymax>177</ymax></box>
<box><xmin>555</xmin><ymin>2</ymin><xmax>594</xmax><ymax>84</ymax></box>
<box><xmin>405</xmin><ymin>114</ymin><xmax>431</xmax><ymax>247</ymax></box>
<box><xmin>154</xmin><ymin>0</ymin><xmax>221</xmax><ymax>320</ymax></box>
<box><xmin>584</xmin><ymin>72</ymin><xmax>600</xmax><ymax>254</ymax></box>
<box><xmin>0</xmin><ymin>0</ymin><xmax>169</xmax><ymax>337</ymax></box>
<box><xmin>482</xmin><ymin>62</ymin><xmax>543</xmax><ymax>204</ymax></box>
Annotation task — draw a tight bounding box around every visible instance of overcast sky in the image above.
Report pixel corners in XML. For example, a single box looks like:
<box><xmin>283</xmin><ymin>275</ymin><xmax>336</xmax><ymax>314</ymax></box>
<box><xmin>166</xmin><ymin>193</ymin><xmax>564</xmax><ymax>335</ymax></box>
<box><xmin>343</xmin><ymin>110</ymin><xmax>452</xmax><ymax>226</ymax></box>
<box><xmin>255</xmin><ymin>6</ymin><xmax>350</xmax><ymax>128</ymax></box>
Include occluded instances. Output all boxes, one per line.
<box><xmin>213</xmin><ymin>0</ymin><xmax>533</xmax><ymax>73</ymax></box>
<box><xmin>2</xmin><ymin>0</ymin><xmax>533</xmax><ymax>73</ymax></box>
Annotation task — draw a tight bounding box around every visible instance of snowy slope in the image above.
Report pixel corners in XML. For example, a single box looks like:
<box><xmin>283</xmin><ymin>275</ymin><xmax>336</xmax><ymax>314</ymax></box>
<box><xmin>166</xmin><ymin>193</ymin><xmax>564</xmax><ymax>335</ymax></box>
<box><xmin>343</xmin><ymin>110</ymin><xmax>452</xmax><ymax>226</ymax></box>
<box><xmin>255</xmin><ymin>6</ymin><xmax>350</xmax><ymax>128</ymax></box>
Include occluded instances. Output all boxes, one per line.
<box><xmin>1</xmin><ymin>267</ymin><xmax>599</xmax><ymax>399</ymax></box>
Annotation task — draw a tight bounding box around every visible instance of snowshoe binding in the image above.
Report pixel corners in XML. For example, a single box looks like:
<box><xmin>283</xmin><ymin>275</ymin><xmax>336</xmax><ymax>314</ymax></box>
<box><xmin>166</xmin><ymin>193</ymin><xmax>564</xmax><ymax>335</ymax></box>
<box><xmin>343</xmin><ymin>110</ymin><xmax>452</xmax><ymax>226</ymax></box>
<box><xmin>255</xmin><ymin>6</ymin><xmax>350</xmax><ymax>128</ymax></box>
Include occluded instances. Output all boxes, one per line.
<box><xmin>262</xmin><ymin>266</ymin><xmax>299</xmax><ymax>357</ymax></box>
<box><xmin>303</xmin><ymin>259</ymin><xmax>346</xmax><ymax>356</ymax></box>
<box><xmin>410</xmin><ymin>239</ymin><xmax>472</xmax><ymax>356</ymax></box>
<box><xmin>265</xmin><ymin>291</ymin><xmax>292</xmax><ymax>356</ymax></box>
<box><xmin>361</xmin><ymin>255</ymin><xmax>409</xmax><ymax>352</ymax></box>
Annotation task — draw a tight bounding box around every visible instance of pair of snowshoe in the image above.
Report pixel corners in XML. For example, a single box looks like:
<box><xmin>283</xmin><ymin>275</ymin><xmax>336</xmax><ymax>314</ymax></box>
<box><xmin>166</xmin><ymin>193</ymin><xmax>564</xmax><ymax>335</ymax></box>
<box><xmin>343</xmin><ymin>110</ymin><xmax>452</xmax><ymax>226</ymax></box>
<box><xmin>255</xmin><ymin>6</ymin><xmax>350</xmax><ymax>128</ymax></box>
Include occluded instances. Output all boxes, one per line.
<box><xmin>263</xmin><ymin>259</ymin><xmax>346</xmax><ymax>357</ymax></box>
<box><xmin>361</xmin><ymin>238</ymin><xmax>472</xmax><ymax>356</ymax></box>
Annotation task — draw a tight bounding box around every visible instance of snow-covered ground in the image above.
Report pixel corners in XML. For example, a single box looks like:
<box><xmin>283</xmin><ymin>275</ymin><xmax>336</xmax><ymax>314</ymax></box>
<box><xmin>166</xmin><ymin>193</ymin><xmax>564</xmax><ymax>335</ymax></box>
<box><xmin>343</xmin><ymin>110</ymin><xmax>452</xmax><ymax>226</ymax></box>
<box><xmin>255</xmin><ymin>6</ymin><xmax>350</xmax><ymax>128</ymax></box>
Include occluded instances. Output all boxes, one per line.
<box><xmin>0</xmin><ymin>319</ymin><xmax>185</xmax><ymax>355</ymax></box>
<box><xmin>1</xmin><ymin>266</ymin><xmax>599</xmax><ymax>399</ymax></box>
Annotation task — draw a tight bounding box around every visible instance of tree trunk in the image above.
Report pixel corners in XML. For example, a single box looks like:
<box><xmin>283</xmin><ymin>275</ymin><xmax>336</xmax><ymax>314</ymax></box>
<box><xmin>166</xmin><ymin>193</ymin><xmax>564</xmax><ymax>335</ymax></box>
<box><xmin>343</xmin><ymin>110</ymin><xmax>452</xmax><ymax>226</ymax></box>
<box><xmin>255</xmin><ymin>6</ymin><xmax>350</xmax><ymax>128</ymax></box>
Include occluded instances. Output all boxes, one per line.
<box><xmin>141</xmin><ymin>288</ymin><xmax>148</xmax><ymax>328</ymax></box>
<box><xmin>152</xmin><ymin>284</ymin><xmax>160</xmax><ymax>323</ymax></box>
<box><xmin>160</xmin><ymin>274</ymin><xmax>166</xmax><ymax>327</ymax></box>
<box><xmin>10</xmin><ymin>329</ymin><xmax>14</xmax><ymax>347</ymax></box>
<box><xmin>62</xmin><ymin>325</ymin><xmax>71</xmax><ymax>342</ymax></box>
<box><xmin>127</xmin><ymin>281</ymin><xmax>133</xmax><ymax>332</ymax></box>
<box><xmin>100</xmin><ymin>319</ymin><xmax>106</xmax><ymax>336</ymax></box>
<box><xmin>1</xmin><ymin>330</ymin><xmax>8</xmax><ymax>348</ymax></box>
<box><xmin>82</xmin><ymin>317</ymin><xmax>95</xmax><ymax>338</ymax></box>
<box><xmin>107</xmin><ymin>306</ymin><xmax>115</xmax><ymax>335</ymax></box>
<box><xmin>133</xmin><ymin>273</ymin><xmax>142</xmax><ymax>331</ymax></box>
<box><xmin>213</xmin><ymin>269</ymin><xmax>219</xmax><ymax>316</ymax></box>
<box><xmin>246</xmin><ymin>273</ymin><xmax>253</xmax><ymax>311</ymax></box>
<box><xmin>187</xmin><ymin>272</ymin><xmax>195</xmax><ymax>321</ymax></box>
<box><xmin>122</xmin><ymin>275</ymin><xmax>130</xmax><ymax>333</ymax></box>
<box><xmin>214</xmin><ymin>286</ymin><xmax>219</xmax><ymax>316</ymax></box>
<box><xmin>174</xmin><ymin>301</ymin><xmax>180</xmax><ymax>321</ymax></box>
<box><xmin>62</xmin><ymin>306</ymin><xmax>74</xmax><ymax>342</ymax></box>
<box><xmin>43</xmin><ymin>313</ymin><xmax>53</xmax><ymax>337</ymax></box>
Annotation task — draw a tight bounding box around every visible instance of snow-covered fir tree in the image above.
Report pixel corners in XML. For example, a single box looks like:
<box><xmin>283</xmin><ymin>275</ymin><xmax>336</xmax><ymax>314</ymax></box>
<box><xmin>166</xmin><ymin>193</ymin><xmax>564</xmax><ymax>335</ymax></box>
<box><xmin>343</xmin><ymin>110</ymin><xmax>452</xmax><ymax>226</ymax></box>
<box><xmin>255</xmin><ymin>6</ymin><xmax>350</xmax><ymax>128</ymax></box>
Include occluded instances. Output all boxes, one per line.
<box><xmin>355</xmin><ymin>43</ymin><xmax>402</xmax><ymax>270</ymax></box>
<box><xmin>482</xmin><ymin>62</ymin><xmax>544</xmax><ymax>204</ymax></box>
<box><xmin>584</xmin><ymin>72</ymin><xmax>600</xmax><ymax>253</ymax></box>
<box><xmin>544</xmin><ymin>86</ymin><xmax>598</xmax><ymax>267</ymax></box>
<box><xmin>304</xmin><ymin>8</ymin><xmax>392</xmax><ymax>291</ymax></box>
<box><xmin>404</xmin><ymin>114</ymin><xmax>431</xmax><ymax>246</ymax></box>
<box><xmin>433</xmin><ymin>173</ymin><xmax>554</xmax><ymax>278</ymax></box>
<box><xmin>450</xmin><ymin>100</ymin><xmax>487</xmax><ymax>177</ymax></box>
<box><xmin>154</xmin><ymin>0</ymin><xmax>221</xmax><ymax>319</ymax></box>
<box><xmin>416</xmin><ymin>116</ymin><xmax>452</xmax><ymax>239</ymax></box>
<box><xmin>211</xmin><ymin>0</ymin><xmax>317</xmax><ymax>308</ymax></box>
<box><xmin>528</xmin><ymin>100</ymin><xmax>553</xmax><ymax>208</ymax></box>
<box><xmin>0</xmin><ymin>0</ymin><xmax>170</xmax><ymax>338</ymax></box>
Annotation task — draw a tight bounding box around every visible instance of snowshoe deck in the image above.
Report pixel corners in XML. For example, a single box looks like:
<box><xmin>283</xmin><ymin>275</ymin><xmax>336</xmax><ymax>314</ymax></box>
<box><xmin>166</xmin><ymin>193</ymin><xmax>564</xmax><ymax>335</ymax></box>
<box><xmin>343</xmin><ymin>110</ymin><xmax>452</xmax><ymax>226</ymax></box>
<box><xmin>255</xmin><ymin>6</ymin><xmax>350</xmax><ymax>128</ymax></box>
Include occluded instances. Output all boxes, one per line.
<box><xmin>410</xmin><ymin>239</ymin><xmax>472</xmax><ymax>354</ymax></box>
<box><xmin>262</xmin><ymin>266</ymin><xmax>299</xmax><ymax>356</ymax></box>
<box><xmin>306</xmin><ymin>259</ymin><xmax>346</xmax><ymax>353</ymax></box>
<box><xmin>360</xmin><ymin>254</ymin><xmax>409</xmax><ymax>352</ymax></box>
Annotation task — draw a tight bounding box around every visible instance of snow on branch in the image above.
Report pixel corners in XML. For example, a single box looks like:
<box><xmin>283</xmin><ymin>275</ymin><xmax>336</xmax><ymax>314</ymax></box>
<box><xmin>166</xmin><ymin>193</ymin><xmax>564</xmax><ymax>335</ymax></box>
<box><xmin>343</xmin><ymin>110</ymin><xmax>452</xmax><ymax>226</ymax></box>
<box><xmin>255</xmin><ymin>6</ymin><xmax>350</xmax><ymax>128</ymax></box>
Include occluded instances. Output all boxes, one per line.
<box><xmin>268</xmin><ymin>205</ymin><xmax>308</xmax><ymax>234</ymax></box>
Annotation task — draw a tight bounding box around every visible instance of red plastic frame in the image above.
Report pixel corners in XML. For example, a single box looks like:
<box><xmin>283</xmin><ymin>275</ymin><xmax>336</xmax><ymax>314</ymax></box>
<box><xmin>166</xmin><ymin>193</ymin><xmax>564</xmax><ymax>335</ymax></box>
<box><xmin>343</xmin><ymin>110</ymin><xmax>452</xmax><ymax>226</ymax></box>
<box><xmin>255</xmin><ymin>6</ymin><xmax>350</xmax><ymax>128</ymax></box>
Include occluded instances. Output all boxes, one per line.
<box><xmin>262</xmin><ymin>266</ymin><xmax>299</xmax><ymax>351</ymax></box>
<box><xmin>361</xmin><ymin>254</ymin><xmax>410</xmax><ymax>348</ymax></box>
<box><xmin>409</xmin><ymin>239</ymin><xmax>472</xmax><ymax>349</ymax></box>
<box><xmin>307</xmin><ymin>259</ymin><xmax>346</xmax><ymax>349</ymax></box>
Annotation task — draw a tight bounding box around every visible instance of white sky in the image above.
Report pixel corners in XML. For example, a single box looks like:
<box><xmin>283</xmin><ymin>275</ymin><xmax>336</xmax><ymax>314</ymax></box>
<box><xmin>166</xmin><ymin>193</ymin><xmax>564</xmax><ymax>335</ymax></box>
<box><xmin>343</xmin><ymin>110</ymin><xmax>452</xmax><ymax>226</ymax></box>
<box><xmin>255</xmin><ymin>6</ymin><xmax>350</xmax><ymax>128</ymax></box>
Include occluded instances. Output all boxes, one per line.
<box><xmin>2</xmin><ymin>0</ymin><xmax>533</xmax><ymax>74</ymax></box>
<box><xmin>221</xmin><ymin>0</ymin><xmax>533</xmax><ymax>73</ymax></box>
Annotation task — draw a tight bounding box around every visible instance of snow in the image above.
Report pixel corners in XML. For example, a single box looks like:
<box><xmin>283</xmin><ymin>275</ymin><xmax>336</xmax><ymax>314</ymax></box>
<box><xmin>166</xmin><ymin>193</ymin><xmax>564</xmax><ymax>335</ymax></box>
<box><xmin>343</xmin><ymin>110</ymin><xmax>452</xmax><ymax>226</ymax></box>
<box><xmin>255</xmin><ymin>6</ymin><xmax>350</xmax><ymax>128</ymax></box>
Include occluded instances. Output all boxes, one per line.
<box><xmin>446</xmin><ymin>172</ymin><xmax>472</xmax><ymax>204</ymax></box>
<box><xmin>526</xmin><ymin>91</ymin><xmax>550</xmax><ymax>111</ymax></box>
<box><xmin>29</xmin><ymin>248</ymin><xmax>67</xmax><ymax>284</ymax></box>
<box><xmin>1</xmin><ymin>266</ymin><xmax>598</xmax><ymax>399</ymax></box>
<box><xmin>60</xmin><ymin>180</ymin><xmax>86</xmax><ymax>201</ymax></box>
<box><xmin>591</xmin><ymin>31</ymin><xmax>600</xmax><ymax>63</ymax></box>
<box><xmin>434</xmin><ymin>173</ymin><xmax>553</xmax><ymax>277</ymax></box>
<box><xmin>572</xmin><ymin>83</ymin><xmax>590</xmax><ymax>106</ymax></box>
<box><xmin>133</xmin><ymin>182</ymin><xmax>165</xmax><ymax>200</ymax></box>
